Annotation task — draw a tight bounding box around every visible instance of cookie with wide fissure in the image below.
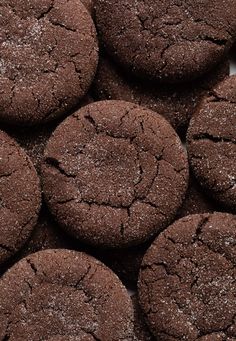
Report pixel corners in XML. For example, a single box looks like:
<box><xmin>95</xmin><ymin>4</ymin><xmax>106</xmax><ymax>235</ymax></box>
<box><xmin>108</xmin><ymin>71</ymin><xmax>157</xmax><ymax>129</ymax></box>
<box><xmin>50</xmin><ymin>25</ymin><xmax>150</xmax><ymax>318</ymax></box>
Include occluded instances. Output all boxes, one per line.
<box><xmin>0</xmin><ymin>0</ymin><xmax>98</xmax><ymax>126</ymax></box>
<box><xmin>187</xmin><ymin>75</ymin><xmax>236</xmax><ymax>211</ymax></box>
<box><xmin>41</xmin><ymin>100</ymin><xmax>189</xmax><ymax>248</ymax></box>
<box><xmin>138</xmin><ymin>213</ymin><xmax>236</xmax><ymax>340</ymax></box>
<box><xmin>95</xmin><ymin>0</ymin><xmax>236</xmax><ymax>82</ymax></box>
<box><xmin>0</xmin><ymin>250</ymin><xmax>134</xmax><ymax>341</ymax></box>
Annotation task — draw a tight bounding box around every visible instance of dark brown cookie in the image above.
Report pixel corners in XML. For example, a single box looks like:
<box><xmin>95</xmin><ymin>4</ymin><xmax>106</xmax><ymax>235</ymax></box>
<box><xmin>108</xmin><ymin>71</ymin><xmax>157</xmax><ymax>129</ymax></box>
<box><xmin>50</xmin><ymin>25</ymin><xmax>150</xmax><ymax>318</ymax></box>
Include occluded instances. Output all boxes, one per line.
<box><xmin>138</xmin><ymin>213</ymin><xmax>236</xmax><ymax>340</ymax></box>
<box><xmin>0</xmin><ymin>0</ymin><xmax>98</xmax><ymax>126</ymax></box>
<box><xmin>4</xmin><ymin>94</ymin><xmax>94</xmax><ymax>171</ymax></box>
<box><xmin>47</xmin><ymin>337</ymin><xmax>93</xmax><ymax>341</ymax></box>
<box><xmin>132</xmin><ymin>295</ymin><xmax>155</xmax><ymax>341</ymax></box>
<box><xmin>95</xmin><ymin>0</ymin><xmax>236</xmax><ymax>82</ymax></box>
<box><xmin>187</xmin><ymin>75</ymin><xmax>236</xmax><ymax>211</ymax></box>
<box><xmin>176</xmin><ymin>173</ymin><xmax>217</xmax><ymax>219</ymax></box>
<box><xmin>0</xmin><ymin>130</ymin><xmax>41</xmax><ymax>266</ymax></box>
<box><xmin>0</xmin><ymin>250</ymin><xmax>134</xmax><ymax>340</ymax></box>
<box><xmin>93</xmin><ymin>55</ymin><xmax>229</xmax><ymax>135</ymax></box>
<box><xmin>41</xmin><ymin>100</ymin><xmax>189</xmax><ymax>248</ymax></box>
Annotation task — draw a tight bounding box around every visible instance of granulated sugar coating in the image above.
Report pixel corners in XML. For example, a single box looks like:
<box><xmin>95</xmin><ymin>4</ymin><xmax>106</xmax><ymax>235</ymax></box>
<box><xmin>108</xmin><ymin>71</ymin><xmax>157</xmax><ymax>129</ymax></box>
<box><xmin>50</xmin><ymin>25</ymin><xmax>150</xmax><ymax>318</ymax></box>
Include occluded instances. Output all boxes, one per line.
<box><xmin>187</xmin><ymin>75</ymin><xmax>236</xmax><ymax>212</ymax></box>
<box><xmin>95</xmin><ymin>0</ymin><xmax>236</xmax><ymax>82</ymax></box>
<box><xmin>0</xmin><ymin>249</ymin><xmax>134</xmax><ymax>340</ymax></box>
<box><xmin>138</xmin><ymin>212</ymin><xmax>236</xmax><ymax>340</ymax></box>
<box><xmin>0</xmin><ymin>0</ymin><xmax>98</xmax><ymax>126</ymax></box>
<box><xmin>0</xmin><ymin>130</ymin><xmax>41</xmax><ymax>266</ymax></box>
<box><xmin>41</xmin><ymin>100</ymin><xmax>189</xmax><ymax>248</ymax></box>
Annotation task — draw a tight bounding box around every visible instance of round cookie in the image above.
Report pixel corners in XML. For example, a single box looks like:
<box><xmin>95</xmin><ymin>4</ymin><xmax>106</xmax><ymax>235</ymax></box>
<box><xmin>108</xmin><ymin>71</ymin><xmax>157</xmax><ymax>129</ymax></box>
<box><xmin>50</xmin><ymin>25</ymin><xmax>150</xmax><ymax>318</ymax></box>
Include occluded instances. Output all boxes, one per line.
<box><xmin>187</xmin><ymin>75</ymin><xmax>236</xmax><ymax>211</ymax></box>
<box><xmin>0</xmin><ymin>250</ymin><xmax>134</xmax><ymax>340</ymax></box>
<box><xmin>4</xmin><ymin>94</ymin><xmax>94</xmax><ymax>171</ymax></box>
<box><xmin>0</xmin><ymin>130</ymin><xmax>41</xmax><ymax>266</ymax></box>
<box><xmin>176</xmin><ymin>173</ymin><xmax>217</xmax><ymax>219</ymax></box>
<box><xmin>95</xmin><ymin>0</ymin><xmax>236</xmax><ymax>82</ymax></box>
<box><xmin>41</xmin><ymin>100</ymin><xmax>189</xmax><ymax>248</ymax></box>
<box><xmin>93</xmin><ymin>55</ymin><xmax>229</xmax><ymax>135</ymax></box>
<box><xmin>132</xmin><ymin>295</ymin><xmax>155</xmax><ymax>341</ymax></box>
<box><xmin>138</xmin><ymin>212</ymin><xmax>236</xmax><ymax>340</ymax></box>
<box><xmin>0</xmin><ymin>0</ymin><xmax>98</xmax><ymax>126</ymax></box>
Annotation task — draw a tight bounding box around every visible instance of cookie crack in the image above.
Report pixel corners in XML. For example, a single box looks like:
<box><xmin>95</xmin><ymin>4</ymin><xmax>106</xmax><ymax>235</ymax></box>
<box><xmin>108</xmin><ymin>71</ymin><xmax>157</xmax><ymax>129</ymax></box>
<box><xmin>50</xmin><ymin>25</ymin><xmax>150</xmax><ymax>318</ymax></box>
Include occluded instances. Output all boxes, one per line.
<box><xmin>192</xmin><ymin>132</ymin><xmax>236</xmax><ymax>145</ymax></box>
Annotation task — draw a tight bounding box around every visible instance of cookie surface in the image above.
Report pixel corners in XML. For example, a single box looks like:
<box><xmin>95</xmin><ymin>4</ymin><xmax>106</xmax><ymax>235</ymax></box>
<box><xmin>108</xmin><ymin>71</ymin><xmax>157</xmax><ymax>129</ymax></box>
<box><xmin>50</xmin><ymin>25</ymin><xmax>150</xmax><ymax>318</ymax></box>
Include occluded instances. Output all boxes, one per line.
<box><xmin>138</xmin><ymin>213</ymin><xmax>236</xmax><ymax>340</ymax></box>
<box><xmin>0</xmin><ymin>130</ymin><xmax>41</xmax><ymax>266</ymax></box>
<box><xmin>187</xmin><ymin>75</ymin><xmax>236</xmax><ymax>211</ymax></box>
<box><xmin>0</xmin><ymin>0</ymin><xmax>98</xmax><ymax>125</ymax></box>
<box><xmin>95</xmin><ymin>0</ymin><xmax>236</xmax><ymax>82</ymax></box>
<box><xmin>0</xmin><ymin>250</ymin><xmax>134</xmax><ymax>340</ymax></box>
<box><xmin>42</xmin><ymin>100</ymin><xmax>188</xmax><ymax>247</ymax></box>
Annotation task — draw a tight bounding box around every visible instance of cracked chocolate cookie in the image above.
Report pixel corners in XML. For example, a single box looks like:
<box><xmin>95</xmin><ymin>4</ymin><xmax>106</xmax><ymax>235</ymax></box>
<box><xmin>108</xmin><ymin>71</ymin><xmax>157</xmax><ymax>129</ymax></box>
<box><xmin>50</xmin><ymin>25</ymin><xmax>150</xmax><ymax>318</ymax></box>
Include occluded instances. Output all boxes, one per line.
<box><xmin>176</xmin><ymin>173</ymin><xmax>217</xmax><ymax>219</ymax></box>
<box><xmin>138</xmin><ymin>212</ymin><xmax>236</xmax><ymax>340</ymax></box>
<box><xmin>132</xmin><ymin>295</ymin><xmax>155</xmax><ymax>341</ymax></box>
<box><xmin>0</xmin><ymin>249</ymin><xmax>134</xmax><ymax>340</ymax></box>
<box><xmin>95</xmin><ymin>0</ymin><xmax>236</xmax><ymax>83</ymax></box>
<box><xmin>41</xmin><ymin>100</ymin><xmax>188</xmax><ymax>248</ymax></box>
<box><xmin>93</xmin><ymin>55</ymin><xmax>229</xmax><ymax>135</ymax></box>
<box><xmin>0</xmin><ymin>0</ymin><xmax>98</xmax><ymax>126</ymax></box>
<box><xmin>187</xmin><ymin>75</ymin><xmax>236</xmax><ymax>211</ymax></box>
<box><xmin>0</xmin><ymin>130</ymin><xmax>41</xmax><ymax>266</ymax></box>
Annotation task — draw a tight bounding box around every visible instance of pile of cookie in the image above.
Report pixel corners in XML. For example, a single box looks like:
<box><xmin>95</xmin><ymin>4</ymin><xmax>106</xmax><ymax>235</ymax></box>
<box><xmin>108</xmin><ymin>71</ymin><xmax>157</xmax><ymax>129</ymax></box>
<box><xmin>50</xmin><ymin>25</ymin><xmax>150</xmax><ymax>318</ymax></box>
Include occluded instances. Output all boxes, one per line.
<box><xmin>0</xmin><ymin>0</ymin><xmax>236</xmax><ymax>340</ymax></box>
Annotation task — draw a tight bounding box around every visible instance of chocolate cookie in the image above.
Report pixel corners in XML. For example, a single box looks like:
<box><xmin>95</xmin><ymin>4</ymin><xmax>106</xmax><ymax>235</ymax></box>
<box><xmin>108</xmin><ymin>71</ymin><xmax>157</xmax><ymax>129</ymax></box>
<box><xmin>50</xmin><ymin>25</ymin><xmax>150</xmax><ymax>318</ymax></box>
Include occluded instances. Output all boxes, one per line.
<box><xmin>132</xmin><ymin>295</ymin><xmax>155</xmax><ymax>341</ymax></box>
<box><xmin>138</xmin><ymin>213</ymin><xmax>236</xmax><ymax>340</ymax></box>
<box><xmin>93</xmin><ymin>55</ymin><xmax>229</xmax><ymax>135</ymax></box>
<box><xmin>4</xmin><ymin>94</ymin><xmax>94</xmax><ymax>171</ymax></box>
<box><xmin>0</xmin><ymin>0</ymin><xmax>98</xmax><ymax>126</ymax></box>
<box><xmin>187</xmin><ymin>75</ymin><xmax>236</xmax><ymax>211</ymax></box>
<box><xmin>95</xmin><ymin>0</ymin><xmax>236</xmax><ymax>82</ymax></box>
<box><xmin>176</xmin><ymin>173</ymin><xmax>217</xmax><ymax>219</ymax></box>
<box><xmin>47</xmin><ymin>337</ymin><xmax>93</xmax><ymax>341</ymax></box>
<box><xmin>0</xmin><ymin>250</ymin><xmax>134</xmax><ymax>340</ymax></box>
<box><xmin>41</xmin><ymin>100</ymin><xmax>188</xmax><ymax>248</ymax></box>
<box><xmin>0</xmin><ymin>130</ymin><xmax>41</xmax><ymax>266</ymax></box>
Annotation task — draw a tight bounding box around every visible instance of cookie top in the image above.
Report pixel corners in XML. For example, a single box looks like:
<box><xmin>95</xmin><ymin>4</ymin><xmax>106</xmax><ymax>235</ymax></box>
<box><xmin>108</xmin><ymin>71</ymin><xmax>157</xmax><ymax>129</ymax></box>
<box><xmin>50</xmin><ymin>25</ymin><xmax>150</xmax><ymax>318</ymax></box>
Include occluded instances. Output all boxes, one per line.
<box><xmin>41</xmin><ymin>100</ymin><xmax>188</xmax><ymax>248</ymax></box>
<box><xmin>93</xmin><ymin>55</ymin><xmax>229</xmax><ymax>135</ymax></box>
<box><xmin>0</xmin><ymin>0</ymin><xmax>98</xmax><ymax>126</ymax></box>
<box><xmin>0</xmin><ymin>249</ymin><xmax>134</xmax><ymax>340</ymax></box>
<box><xmin>0</xmin><ymin>130</ymin><xmax>41</xmax><ymax>266</ymax></box>
<box><xmin>187</xmin><ymin>75</ymin><xmax>236</xmax><ymax>211</ymax></box>
<box><xmin>95</xmin><ymin>0</ymin><xmax>236</xmax><ymax>82</ymax></box>
<box><xmin>138</xmin><ymin>213</ymin><xmax>236</xmax><ymax>340</ymax></box>
<box><xmin>132</xmin><ymin>295</ymin><xmax>155</xmax><ymax>341</ymax></box>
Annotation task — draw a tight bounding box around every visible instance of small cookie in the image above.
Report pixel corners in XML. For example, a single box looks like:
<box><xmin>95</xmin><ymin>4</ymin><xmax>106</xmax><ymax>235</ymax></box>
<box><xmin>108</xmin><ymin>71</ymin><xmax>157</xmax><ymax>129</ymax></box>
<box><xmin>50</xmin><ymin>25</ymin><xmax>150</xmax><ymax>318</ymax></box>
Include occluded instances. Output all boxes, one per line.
<box><xmin>0</xmin><ymin>0</ymin><xmax>98</xmax><ymax>125</ymax></box>
<box><xmin>138</xmin><ymin>213</ymin><xmax>236</xmax><ymax>340</ymax></box>
<box><xmin>41</xmin><ymin>100</ymin><xmax>188</xmax><ymax>248</ymax></box>
<box><xmin>187</xmin><ymin>75</ymin><xmax>236</xmax><ymax>211</ymax></box>
<box><xmin>95</xmin><ymin>0</ymin><xmax>236</xmax><ymax>82</ymax></box>
<box><xmin>132</xmin><ymin>295</ymin><xmax>155</xmax><ymax>341</ymax></box>
<box><xmin>93</xmin><ymin>55</ymin><xmax>229</xmax><ymax>135</ymax></box>
<box><xmin>0</xmin><ymin>130</ymin><xmax>41</xmax><ymax>266</ymax></box>
<box><xmin>176</xmin><ymin>173</ymin><xmax>217</xmax><ymax>219</ymax></box>
<box><xmin>0</xmin><ymin>250</ymin><xmax>134</xmax><ymax>340</ymax></box>
<box><xmin>5</xmin><ymin>95</ymin><xmax>94</xmax><ymax>171</ymax></box>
